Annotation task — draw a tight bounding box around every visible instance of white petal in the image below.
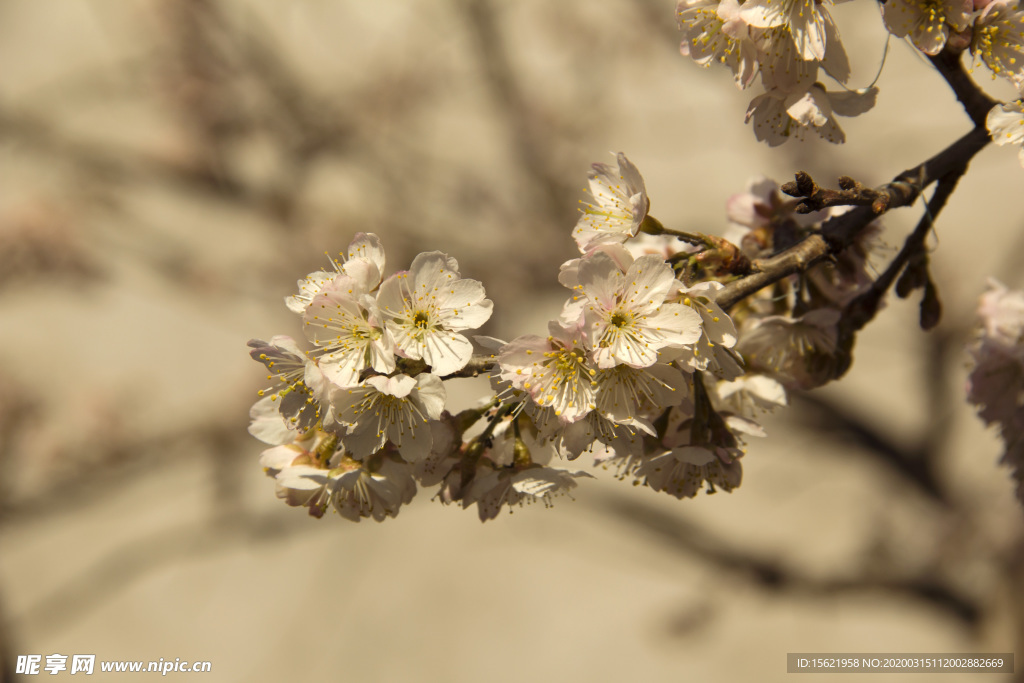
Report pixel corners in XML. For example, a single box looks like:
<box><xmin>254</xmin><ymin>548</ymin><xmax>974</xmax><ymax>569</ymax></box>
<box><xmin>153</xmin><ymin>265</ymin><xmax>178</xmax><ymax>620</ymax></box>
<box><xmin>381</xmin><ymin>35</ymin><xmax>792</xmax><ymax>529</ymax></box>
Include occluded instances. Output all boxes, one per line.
<box><xmin>578</xmin><ymin>251</ymin><xmax>626</xmax><ymax>310</ymax></box>
<box><xmin>248</xmin><ymin>396</ymin><xmax>293</xmax><ymax>445</ymax></box>
<box><xmin>829</xmin><ymin>87</ymin><xmax>878</xmax><ymax>118</ymax></box>
<box><xmin>422</xmin><ymin>330</ymin><xmax>473</xmax><ymax>375</ymax></box>
<box><xmin>414</xmin><ymin>373</ymin><xmax>446</xmax><ymax>419</ymax></box>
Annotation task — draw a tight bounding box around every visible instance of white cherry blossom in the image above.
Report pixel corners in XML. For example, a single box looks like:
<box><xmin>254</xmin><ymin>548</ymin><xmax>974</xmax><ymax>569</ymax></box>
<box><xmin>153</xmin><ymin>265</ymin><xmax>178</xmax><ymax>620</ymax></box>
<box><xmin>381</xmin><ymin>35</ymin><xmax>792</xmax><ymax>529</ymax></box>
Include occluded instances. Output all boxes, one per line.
<box><xmin>573</xmin><ymin>153</ymin><xmax>649</xmax><ymax>253</ymax></box>
<box><xmin>968</xmin><ymin>279</ymin><xmax>1024</xmax><ymax>425</ymax></box>
<box><xmin>248</xmin><ymin>336</ymin><xmax>326</xmax><ymax>432</ymax></box>
<box><xmin>677</xmin><ymin>0</ymin><xmax>759</xmax><ymax>88</ymax></box>
<box><xmin>272</xmin><ymin>454</ymin><xmax>417</xmax><ymax>521</ymax></box>
<box><xmin>578</xmin><ymin>252</ymin><xmax>702</xmax><ymax>368</ymax></box>
<box><xmin>248</xmin><ymin>395</ymin><xmax>296</xmax><ymax>446</ymax></box>
<box><xmin>557</xmin><ymin>243</ymin><xmax>634</xmax><ymax>327</ymax></box>
<box><xmin>987</xmin><ymin>100</ymin><xmax>1024</xmax><ymax>167</ymax></box>
<box><xmin>497</xmin><ymin>321</ymin><xmax>596</xmax><ymax>423</ymax></box>
<box><xmin>755</xmin><ymin>27</ymin><xmax>820</xmax><ymax>94</ymax></box>
<box><xmin>273</xmin><ymin>465</ymin><xmax>337</xmax><ymax>518</ymax></box>
<box><xmin>594</xmin><ymin>361</ymin><xmax>687</xmax><ymax>426</ymax></box>
<box><xmin>971</xmin><ymin>0</ymin><xmax>1024</xmax><ymax>89</ymax></box>
<box><xmin>332</xmin><ymin>373</ymin><xmax>446</xmax><ymax>462</ymax></box>
<box><xmin>737</xmin><ymin>308</ymin><xmax>841</xmax><ymax>390</ymax></box>
<box><xmin>259</xmin><ymin>428</ymin><xmax>338</xmax><ymax>474</ymax></box>
<box><xmin>464</xmin><ymin>465</ymin><xmax>593</xmax><ymax>521</ymax></box>
<box><xmin>881</xmin><ymin>0</ymin><xmax>972</xmax><ymax>55</ymax></box>
<box><xmin>259</xmin><ymin>428</ymin><xmax>342</xmax><ymax>518</ymax></box>
<box><xmin>331</xmin><ymin>455</ymin><xmax>418</xmax><ymax>522</ymax></box>
<box><xmin>557</xmin><ymin>361</ymin><xmax>687</xmax><ymax>460</ymax></box>
<box><xmin>740</xmin><ymin>0</ymin><xmax>839</xmax><ymax>61</ymax></box>
<box><xmin>340</xmin><ymin>232</ymin><xmax>387</xmax><ymax>291</ymax></box>
<box><xmin>639</xmin><ymin>445</ymin><xmax>743</xmax><ymax>499</ymax></box>
<box><xmin>673</xmin><ymin>281</ymin><xmax>744</xmax><ymax>378</ymax></box>
<box><xmin>559</xmin><ymin>410</ymin><xmax>647</xmax><ymax>460</ymax></box>
<box><xmin>712</xmin><ymin>374</ymin><xmax>788</xmax><ymax>417</ymax></box>
<box><xmin>303</xmin><ymin>276</ymin><xmax>394</xmax><ymax>388</ymax></box>
<box><xmin>285</xmin><ymin>232</ymin><xmax>386</xmax><ymax>313</ymax></box>
<box><xmin>377</xmin><ymin>251</ymin><xmax>493</xmax><ymax>376</ymax></box>
<box><xmin>978</xmin><ymin>278</ymin><xmax>1024</xmax><ymax>346</ymax></box>
<box><xmin>746</xmin><ymin>83</ymin><xmax>878</xmax><ymax>146</ymax></box>
<box><xmin>286</xmin><ymin>270</ymin><xmax>336</xmax><ymax>315</ymax></box>
<box><xmin>967</xmin><ymin>280</ymin><xmax>1024</xmax><ymax>504</ymax></box>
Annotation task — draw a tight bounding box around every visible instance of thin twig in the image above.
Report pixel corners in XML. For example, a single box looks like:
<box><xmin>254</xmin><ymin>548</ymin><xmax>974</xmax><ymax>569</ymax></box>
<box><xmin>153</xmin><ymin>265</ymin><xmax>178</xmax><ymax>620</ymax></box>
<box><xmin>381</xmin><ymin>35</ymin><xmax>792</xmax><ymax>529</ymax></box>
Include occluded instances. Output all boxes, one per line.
<box><xmin>830</xmin><ymin>170</ymin><xmax>964</xmax><ymax>378</ymax></box>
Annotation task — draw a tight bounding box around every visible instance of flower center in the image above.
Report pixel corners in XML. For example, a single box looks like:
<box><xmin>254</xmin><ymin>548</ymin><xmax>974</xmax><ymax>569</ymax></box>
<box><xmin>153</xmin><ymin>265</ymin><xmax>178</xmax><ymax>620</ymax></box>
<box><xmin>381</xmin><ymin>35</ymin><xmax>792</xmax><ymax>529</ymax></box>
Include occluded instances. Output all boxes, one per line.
<box><xmin>610</xmin><ymin>311</ymin><xmax>632</xmax><ymax>328</ymax></box>
<box><xmin>920</xmin><ymin>0</ymin><xmax>945</xmax><ymax>25</ymax></box>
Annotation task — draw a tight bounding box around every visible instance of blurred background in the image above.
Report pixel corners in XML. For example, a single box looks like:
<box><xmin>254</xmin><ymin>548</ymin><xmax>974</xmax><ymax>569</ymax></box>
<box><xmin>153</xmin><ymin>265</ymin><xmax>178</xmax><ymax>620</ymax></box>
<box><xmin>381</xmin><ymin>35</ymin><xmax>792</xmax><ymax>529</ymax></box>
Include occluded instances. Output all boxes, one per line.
<box><xmin>2</xmin><ymin>1</ymin><xmax>1024</xmax><ymax>681</ymax></box>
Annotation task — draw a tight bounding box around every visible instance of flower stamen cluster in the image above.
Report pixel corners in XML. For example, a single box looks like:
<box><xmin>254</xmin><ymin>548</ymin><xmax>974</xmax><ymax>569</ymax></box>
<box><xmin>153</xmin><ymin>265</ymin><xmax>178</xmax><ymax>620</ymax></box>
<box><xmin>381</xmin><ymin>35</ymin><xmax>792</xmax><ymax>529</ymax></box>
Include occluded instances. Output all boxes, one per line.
<box><xmin>970</xmin><ymin>0</ymin><xmax>1024</xmax><ymax>88</ymax></box>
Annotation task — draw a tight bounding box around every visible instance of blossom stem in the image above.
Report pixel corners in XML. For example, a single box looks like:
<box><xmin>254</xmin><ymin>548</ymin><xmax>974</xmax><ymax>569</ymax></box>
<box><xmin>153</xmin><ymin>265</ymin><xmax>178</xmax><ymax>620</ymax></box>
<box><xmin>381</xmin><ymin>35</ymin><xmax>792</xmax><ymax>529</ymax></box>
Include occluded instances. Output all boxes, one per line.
<box><xmin>478</xmin><ymin>402</ymin><xmax>516</xmax><ymax>443</ymax></box>
<box><xmin>511</xmin><ymin>416</ymin><xmax>532</xmax><ymax>468</ymax></box>
<box><xmin>453</xmin><ymin>396</ymin><xmax>502</xmax><ymax>435</ymax></box>
<box><xmin>690</xmin><ymin>371</ymin><xmax>711</xmax><ymax>446</ymax></box>
<box><xmin>639</xmin><ymin>215</ymin><xmax>706</xmax><ymax>246</ymax></box>
<box><xmin>443</xmin><ymin>356</ymin><xmax>498</xmax><ymax>378</ymax></box>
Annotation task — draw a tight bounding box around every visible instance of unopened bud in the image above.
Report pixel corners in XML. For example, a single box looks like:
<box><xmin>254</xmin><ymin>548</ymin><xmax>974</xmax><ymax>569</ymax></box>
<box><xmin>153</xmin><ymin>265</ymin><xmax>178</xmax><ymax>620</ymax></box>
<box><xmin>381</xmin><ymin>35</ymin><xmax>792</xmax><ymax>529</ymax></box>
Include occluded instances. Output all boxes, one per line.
<box><xmin>513</xmin><ymin>436</ymin><xmax>532</xmax><ymax>469</ymax></box>
<box><xmin>837</xmin><ymin>175</ymin><xmax>857</xmax><ymax>190</ymax></box>
<box><xmin>920</xmin><ymin>280</ymin><xmax>942</xmax><ymax>330</ymax></box>
<box><xmin>795</xmin><ymin>171</ymin><xmax>815</xmax><ymax>197</ymax></box>
<box><xmin>896</xmin><ymin>260</ymin><xmax>927</xmax><ymax>298</ymax></box>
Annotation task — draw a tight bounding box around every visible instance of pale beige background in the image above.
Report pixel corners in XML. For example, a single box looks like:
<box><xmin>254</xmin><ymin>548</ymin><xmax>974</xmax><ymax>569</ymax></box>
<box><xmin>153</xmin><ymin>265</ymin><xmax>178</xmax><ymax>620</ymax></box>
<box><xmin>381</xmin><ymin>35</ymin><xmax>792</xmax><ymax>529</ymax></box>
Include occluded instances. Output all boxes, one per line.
<box><xmin>1</xmin><ymin>2</ymin><xmax>1023</xmax><ymax>682</ymax></box>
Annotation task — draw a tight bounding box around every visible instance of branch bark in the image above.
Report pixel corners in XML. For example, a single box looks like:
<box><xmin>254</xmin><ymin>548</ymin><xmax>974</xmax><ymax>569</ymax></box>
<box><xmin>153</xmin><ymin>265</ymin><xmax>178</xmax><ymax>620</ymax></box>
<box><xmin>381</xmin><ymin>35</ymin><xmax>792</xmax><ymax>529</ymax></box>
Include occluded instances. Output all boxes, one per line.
<box><xmin>928</xmin><ymin>49</ymin><xmax>998</xmax><ymax>127</ymax></box>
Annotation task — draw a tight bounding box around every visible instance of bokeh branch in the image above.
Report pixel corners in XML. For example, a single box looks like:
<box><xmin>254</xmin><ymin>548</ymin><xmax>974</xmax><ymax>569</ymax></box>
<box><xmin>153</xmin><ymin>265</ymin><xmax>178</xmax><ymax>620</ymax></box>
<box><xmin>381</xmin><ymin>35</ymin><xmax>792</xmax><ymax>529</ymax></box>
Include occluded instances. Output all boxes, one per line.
<box><xmin>601</xmin><ymin>492</ymin><xmax>980</xmax><ymax>627</ymax></box>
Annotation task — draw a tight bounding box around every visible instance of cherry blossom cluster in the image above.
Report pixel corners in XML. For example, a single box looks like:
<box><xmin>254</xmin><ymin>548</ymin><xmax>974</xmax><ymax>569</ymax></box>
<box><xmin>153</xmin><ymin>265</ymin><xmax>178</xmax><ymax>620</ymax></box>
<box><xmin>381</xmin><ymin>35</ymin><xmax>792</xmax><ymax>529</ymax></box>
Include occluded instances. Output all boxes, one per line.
<box><xmin>247</xmin><ymin>153</ymin><xmax>887</xmax><ymax>522</ymax></box>
<box><xmin>248</xmin><ymin>235</ymin><xmax>496</xmax><ymax>520</ymax></box>
<box><xmin>675</xmin><ymin>0</ymin><xmax>1024</xmax><ymax>155</ymax></box>
<box><xmin>967</xmin><ymin>279</ymin><xmax>1024</xmax><ymax>503</ymax></box>
<box><xmin>676</xmin><ymin>0</ymin><xmax>874</xmax><ymax>144</ymax></box>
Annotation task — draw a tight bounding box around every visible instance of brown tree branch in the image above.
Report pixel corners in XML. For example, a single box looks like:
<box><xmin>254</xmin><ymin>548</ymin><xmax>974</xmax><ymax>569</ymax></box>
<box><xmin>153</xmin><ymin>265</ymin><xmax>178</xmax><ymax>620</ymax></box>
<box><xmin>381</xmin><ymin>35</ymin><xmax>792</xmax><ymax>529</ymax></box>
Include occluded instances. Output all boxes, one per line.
<box><xmin>828</xmin><ymin>169</ymin><xmax>963</xmax><ymax>380</ymax></box>
<box><xmin>716</xmin><ymin>125</ymin><xmax>990</xmax><ymax>312</ymax></box>
<box><xmin>928</xmin><ymin>48</ymin><xmax>998</xmax><ymax>127</ymax></box>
